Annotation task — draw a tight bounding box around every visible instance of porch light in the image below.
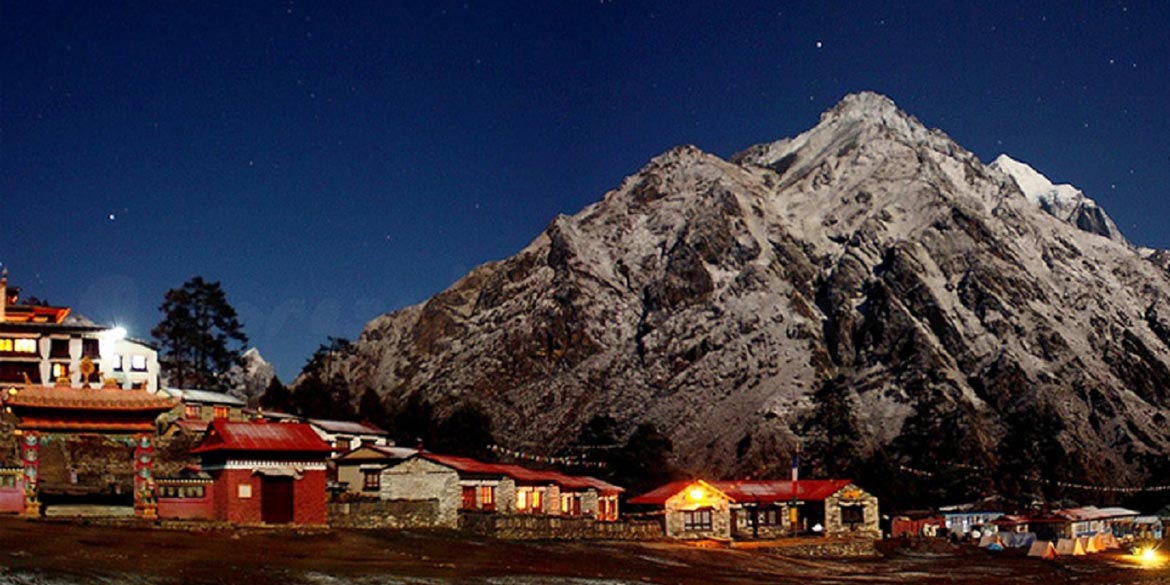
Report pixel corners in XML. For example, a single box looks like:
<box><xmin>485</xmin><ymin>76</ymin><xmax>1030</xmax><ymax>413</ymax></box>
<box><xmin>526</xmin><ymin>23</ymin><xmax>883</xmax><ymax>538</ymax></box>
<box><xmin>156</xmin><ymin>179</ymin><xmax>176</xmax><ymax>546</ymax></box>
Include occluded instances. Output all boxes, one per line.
<box><xmin>688</xmin><ymin>487</ymin><xmax>706</xmax><ymax>502</ymax></box>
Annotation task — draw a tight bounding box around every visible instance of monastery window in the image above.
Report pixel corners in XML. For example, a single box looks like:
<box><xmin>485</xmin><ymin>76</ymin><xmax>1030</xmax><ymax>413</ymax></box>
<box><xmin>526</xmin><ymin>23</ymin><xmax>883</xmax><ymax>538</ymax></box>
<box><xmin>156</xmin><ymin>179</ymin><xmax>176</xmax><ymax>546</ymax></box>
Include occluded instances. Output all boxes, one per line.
<box><xmin>841</xmin><ymin>505</ymin><xmax>864</xmax><ymax>525</ymax></box>
<box><xmin>130</xmin><ymin>354</ymin><xmax>148</xmax><ymax>372</ymax></box>
<box><xmin>334</xmin><ymin>439</ymin><xmax>350</xmax><ymax>451</ymax></box>
<box><xmin>478</xmin><ymin>485</ymin><xmax>495</xmax><ymax>511</ymax></box>
<box><xmin>362</xmin><ymin>470</ymin><xmax>381</xmax><ymax>491</ymax></box>
<box><xmin>14</xmin><ymin>339</ymin><xmax>37</xmax><ymax>354</ymax></box>
<box><xmin>185</xmin><ymin>404</ymin><xmax>203</xmax><ymax>419</ymax></box>
<box><xmin>683</xmin><ymin>508</ymin><xmax>714</xmax><ymax>532</ymax></box>
<box><xmin>81</xmin><ymin>339</ymin><xmax>100</xmax><ymax>358</ymax></box>
<box><xmin>51</xmin><ymin>363</ymin><xmax>69</xmax><ymax>380</ymax></box>
<box><xmin>213</xmin><ymin>406</ymin><xmax>229</xmax><ymax>419</ymax></box>
<box><xmin>759</xmin><ymin>507</ymin><xmax>780</xmax><ymax>526</ymax></box>
<box><xmin>461</xmin><ymin>486</ymin><xmax>477</xmax><ymax>509</ymax></box>
<box><xmin>112</xmin><ymin>354</ymin><xmax>124</xmax><ymax>372</ymax></box>
<box><xmin>237</xmin><ymin>484</ymin><xmax>252</xmax><ymax>499</ymax></box>
<box><xmin>0</xmin><ymin>475</ymin><xmax>16</xmax><ymax>488</ymax></box>
<box><xmin>49</xmin><ymin>339</ymin><xmax>69</xmax><ymax>358</ymax></box>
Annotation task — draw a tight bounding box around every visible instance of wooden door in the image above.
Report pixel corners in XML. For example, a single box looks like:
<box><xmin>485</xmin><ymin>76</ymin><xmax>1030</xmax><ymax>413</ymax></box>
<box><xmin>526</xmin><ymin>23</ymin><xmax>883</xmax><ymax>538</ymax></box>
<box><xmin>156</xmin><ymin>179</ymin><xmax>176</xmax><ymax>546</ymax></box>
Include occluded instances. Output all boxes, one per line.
<box><xmin>261</xmin><ymin>476</ymin><xmax>295</xmax><ymax>524</ymax></box>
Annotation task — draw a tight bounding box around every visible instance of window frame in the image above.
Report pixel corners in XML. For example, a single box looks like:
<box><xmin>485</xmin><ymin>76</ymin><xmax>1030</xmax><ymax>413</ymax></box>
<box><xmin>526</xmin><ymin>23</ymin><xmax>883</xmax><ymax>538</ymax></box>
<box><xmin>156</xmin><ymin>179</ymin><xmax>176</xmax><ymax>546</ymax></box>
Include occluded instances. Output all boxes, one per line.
<box><xmin>683</xmin><ymin>508</ymin><xmax>714</xmax><ymax>532</ymax></box>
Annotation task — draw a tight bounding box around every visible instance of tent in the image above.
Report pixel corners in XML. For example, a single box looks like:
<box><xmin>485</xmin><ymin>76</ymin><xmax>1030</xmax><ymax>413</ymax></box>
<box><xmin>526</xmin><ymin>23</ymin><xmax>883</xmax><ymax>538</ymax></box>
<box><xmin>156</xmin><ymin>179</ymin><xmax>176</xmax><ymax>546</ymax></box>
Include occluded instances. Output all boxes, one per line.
<box><xmin>1081</xmin><ymin>535</ymin><xmax>1099</xmax><ymax>554</ymax></box>
<box><xmin>1027</xmin><ymin>540</ymin><xmax>1057</xmax><ymax>560</ymax></box>
<box><xmin>1093</xmin><ymin>532</ymin><xmax>1119</xmax><ymax>551</ymax></box>
<box><xmin>1001</xmin><ymin>532</ymin><xmax>1036</xmax><ymax>549</ymax></box>
<box><xmin>1056</xmin><ymin>538</ymin><xmax>1086</xmax><ymax>556</ymax></box>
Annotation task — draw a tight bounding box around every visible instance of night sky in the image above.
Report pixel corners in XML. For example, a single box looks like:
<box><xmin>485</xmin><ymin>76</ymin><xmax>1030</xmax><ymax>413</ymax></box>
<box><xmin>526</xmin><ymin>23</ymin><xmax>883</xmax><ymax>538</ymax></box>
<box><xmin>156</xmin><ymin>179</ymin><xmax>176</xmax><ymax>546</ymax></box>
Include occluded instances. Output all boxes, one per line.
<box><xmin>2</xmin><ymin>2</ymin><xmax>1167</xmax><ymax>381</ymax></box>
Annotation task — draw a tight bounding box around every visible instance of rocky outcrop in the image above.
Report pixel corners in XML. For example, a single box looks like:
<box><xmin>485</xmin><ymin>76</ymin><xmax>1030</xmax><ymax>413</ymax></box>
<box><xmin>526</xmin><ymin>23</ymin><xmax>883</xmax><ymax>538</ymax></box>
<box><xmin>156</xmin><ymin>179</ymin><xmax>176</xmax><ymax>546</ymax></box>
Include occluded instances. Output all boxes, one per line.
<box><xmin>314</xmin><ymin>92</ymin><xmax>1170</xmax><ymax>489</ymax></box>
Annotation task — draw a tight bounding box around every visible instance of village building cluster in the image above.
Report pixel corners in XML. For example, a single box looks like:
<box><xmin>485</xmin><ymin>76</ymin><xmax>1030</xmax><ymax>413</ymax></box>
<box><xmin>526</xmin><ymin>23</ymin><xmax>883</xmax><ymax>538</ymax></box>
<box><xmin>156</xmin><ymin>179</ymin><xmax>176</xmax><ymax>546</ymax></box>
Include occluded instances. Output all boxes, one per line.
<box><xmin>2</xmin><ymin>272</ymin><xmax>1167</xmax><ymax>556</ymax></box>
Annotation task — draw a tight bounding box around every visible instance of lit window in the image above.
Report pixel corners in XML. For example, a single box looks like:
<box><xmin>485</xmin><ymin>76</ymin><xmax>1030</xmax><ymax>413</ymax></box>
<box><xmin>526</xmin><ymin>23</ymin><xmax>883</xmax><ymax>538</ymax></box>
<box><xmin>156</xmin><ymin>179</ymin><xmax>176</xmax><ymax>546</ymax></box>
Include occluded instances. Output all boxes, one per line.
<box><xmin>51</xmin><ymin>363</ymin><xmax>69</xmax><ymax>380</ymax></box>
<box><xmin>112</xmin><ymin>355</ymin><xmax>124</xmax><ymax>372</ymax></box>
<box><xmin>13</xmin><ymin>339</ymin><xmax>36</xmax><ymax>354</ymax></box>
<box><xmin>237</xmin><ymin>484</ymin><xmax>252</xmax><ymax>498</ymax></box>
<box><xmin>362</xmin><ymin>470</ymin><xmax>381</xmax><ymax>491</ymax></box>
<box><xmin>185</xmin><ymin>404</ymin><xmax>202</xmax><ymax>419</ymax></box>
<box><xmin>479</xmin><ymin>485</ymin><xmax>495</xmax><ymax>511</ymax></box>
<box><xmin>684</xmin><ymin>508</ymin><xmax>713</xmax><ymax>531</ymax></box>
<box><xmin>0</xmin><ymin>339</ymin><xmax>9</xmax><ymax>352</ymax></box>
<box><xmin>130</xmin><ymin>355</ymin><xmax>147</xmax><ymax>372</ymax></box>
<box><xmin>213</xmin><ymin>406</ymin><xmax>229</xmax><ymax>419</ymax></box>
<box><xmin>516</xmin><ymin>489</ymin><xmax>528</xmax><ymax>511</ymax></box>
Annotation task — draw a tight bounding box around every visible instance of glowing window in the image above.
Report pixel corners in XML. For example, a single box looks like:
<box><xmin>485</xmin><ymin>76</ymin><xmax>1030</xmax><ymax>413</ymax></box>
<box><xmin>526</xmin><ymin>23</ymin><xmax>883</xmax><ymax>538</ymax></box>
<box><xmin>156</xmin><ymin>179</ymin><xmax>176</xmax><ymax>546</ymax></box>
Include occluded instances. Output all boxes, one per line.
<box><xmin>51</xmin><ymin>363</ymin><xmax>69</xmax><ymax>379</ymax></box>
<box><xmin>213</xmin><ymin>406</ymin><xmax>229</xmax><ymax>419</ymax></box>
<box><xmin>478</xmin><ymin>485</ymin><xmax>495</xmax><ymax>511</ymax></box>
<box><xmin>237</xmin><ymin>484</ymin><xmax>252</xmax><ymax>498</ymax></box>
<box><xmin>185</xmin><ymin>405</ymin><xmax>202</xmax><ymax>419</ymax></box>
<box><xmin>13</xmin><ymin>339</ymin><xmax>36</xmax><ymax>353</ymax></box>
<box><xmin>130</xmin><ymin>355</ymin><xmax>147</xmax><ymax>372</ymax></box>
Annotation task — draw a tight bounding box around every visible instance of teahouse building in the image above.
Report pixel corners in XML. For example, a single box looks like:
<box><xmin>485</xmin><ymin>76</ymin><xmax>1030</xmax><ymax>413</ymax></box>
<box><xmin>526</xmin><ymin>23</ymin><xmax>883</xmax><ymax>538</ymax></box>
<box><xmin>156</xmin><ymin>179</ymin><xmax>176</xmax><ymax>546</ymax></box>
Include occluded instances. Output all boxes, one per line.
<box><xmin>629</xmin><ymin>479</ymin><xmax>879</xmax><ymax>540</ymax></box>
<box><xmin>189</xmin><ymin>420</ymin><xmax>333</xmax><ymax>524</ymax></box>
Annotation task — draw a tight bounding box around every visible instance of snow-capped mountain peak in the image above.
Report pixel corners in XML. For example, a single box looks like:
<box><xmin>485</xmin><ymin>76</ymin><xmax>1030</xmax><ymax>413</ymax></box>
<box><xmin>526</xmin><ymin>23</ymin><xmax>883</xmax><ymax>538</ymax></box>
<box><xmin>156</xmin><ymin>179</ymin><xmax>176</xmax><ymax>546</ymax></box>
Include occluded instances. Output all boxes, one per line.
<box><xmin>990</xmin><ymin>154</ymin><xmax>1125</xmax><ymax>244</ymax></box>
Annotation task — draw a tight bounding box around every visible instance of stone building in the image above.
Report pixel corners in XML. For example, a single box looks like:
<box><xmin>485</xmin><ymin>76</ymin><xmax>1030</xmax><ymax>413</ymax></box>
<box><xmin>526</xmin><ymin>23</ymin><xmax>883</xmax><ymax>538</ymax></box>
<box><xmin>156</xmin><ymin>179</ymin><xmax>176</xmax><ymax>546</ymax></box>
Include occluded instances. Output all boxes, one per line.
<box><xmin>333</xmin><ymin>443</ymin><xmax>417</xmax><ymax>496</ymax></box>
<box><xmin>379</xmin><ymin>456</ymin><xmax>462</xmax><ymax>528</ymax></box>
<box><xmin>629</xmin><ymin>479</ymin><xmax>880</xmax><ymax>540</ymax></box>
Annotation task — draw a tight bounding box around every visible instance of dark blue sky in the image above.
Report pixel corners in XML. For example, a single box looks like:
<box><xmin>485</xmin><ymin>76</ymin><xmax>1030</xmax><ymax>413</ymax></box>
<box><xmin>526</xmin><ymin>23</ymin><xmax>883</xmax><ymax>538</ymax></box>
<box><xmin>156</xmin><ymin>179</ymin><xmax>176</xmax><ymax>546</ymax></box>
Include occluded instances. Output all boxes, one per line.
<box><xmin>2</xmin><ymin>1</ymin><xmax>1167</xmax><ymax>381</ymax></box>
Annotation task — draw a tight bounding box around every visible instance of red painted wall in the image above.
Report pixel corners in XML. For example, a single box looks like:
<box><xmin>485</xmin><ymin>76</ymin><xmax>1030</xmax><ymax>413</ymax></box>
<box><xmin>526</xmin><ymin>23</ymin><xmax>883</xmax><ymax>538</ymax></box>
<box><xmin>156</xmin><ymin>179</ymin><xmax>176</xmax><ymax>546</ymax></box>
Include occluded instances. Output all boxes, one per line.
<box><xmin>293</xmin><ymin>470</ymin><xmax>326</xmax><ymax>525</ymax></box>
<box><xmin>0</xmin><ymin>482</ymin><xmax>24</xmax><ymax>514</ymax></box>
<box><xmin>157</xmin><ymin>487</ymin><xmax>215</xmax><ymax>520</ymax></box>
<box><xmin>209</xmin><ymin>468</ymin><xmax>327</xmax><ymax>525</ymax></box>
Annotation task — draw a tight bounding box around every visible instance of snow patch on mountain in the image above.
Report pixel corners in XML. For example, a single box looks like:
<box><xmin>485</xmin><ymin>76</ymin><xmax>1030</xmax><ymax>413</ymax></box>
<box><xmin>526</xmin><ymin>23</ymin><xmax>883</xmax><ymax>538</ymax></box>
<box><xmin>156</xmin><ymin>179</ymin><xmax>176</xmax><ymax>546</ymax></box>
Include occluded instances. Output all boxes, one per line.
<box><xmin>990</xmin><ymin>154</ymin><xmax>1126</xmax><ymax>244</ymax></box>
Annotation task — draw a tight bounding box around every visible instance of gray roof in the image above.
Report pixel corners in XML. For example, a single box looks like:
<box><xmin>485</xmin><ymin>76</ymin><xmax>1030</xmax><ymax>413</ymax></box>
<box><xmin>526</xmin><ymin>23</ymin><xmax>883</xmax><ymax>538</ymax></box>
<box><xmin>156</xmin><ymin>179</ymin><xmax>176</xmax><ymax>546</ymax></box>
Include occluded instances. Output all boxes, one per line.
<box><xmin>166</xmin><ymin>388</ymin><xmax>247</xmax><ymax>406</ymax></box>
<box><xmin>308</xmin><ymin>418</ymin><xmax>389</xmax><ymax>436</ymax></box>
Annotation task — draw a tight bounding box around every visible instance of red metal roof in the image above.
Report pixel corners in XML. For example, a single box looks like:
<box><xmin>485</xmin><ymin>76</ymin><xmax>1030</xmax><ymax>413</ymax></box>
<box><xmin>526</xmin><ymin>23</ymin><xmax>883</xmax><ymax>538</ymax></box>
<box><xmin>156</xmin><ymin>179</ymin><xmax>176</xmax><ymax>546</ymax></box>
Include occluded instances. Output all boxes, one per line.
<box><xmin>629</xmin><ymin>479</ymin><xmax>854</xmax><ymax>505</ymax></box>
<box><xmin>191</xmin><ymin>420</ymin><xmax>333</xmax><ymax>454</ymax></box>
<box><xmin>416</xmin><ymin>453</ymin><xmax>624</xmax><ymax>492</ymax></box>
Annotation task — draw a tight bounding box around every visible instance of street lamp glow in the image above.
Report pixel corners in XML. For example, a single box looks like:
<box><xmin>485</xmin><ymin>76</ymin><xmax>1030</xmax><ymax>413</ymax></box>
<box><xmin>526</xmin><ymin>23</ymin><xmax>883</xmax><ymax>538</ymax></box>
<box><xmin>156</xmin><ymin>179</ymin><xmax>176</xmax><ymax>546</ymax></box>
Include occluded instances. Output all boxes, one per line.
<box><xmin>104</xmin><ymin>326</ymin><xmax>127</xmax><ymax>341</ymax></box>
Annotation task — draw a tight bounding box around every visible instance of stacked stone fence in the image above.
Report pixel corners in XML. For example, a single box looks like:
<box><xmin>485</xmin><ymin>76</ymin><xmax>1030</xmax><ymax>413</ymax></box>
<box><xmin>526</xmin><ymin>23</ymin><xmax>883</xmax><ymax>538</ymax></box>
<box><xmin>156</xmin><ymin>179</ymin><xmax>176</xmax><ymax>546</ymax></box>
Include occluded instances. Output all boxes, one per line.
<box><xmin>328</xmin><ymin>498</ymin><xmax>442</xmax><ymax>529</ymax></box>
<box><xmin>459</xmin><ymin>511</ymin><xmax>664</xmax><ymax>540</ymax></box>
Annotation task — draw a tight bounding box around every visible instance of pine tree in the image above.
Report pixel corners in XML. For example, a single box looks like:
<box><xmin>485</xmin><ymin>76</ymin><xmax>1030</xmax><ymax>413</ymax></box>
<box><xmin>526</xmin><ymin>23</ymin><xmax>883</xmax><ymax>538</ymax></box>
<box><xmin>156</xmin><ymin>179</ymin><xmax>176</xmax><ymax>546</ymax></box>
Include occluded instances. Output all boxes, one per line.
<box><xmin>151</xmin><ymin>276</ymin><xmax>247</xmax><ymax>389</ymax></box>
<box><xmin>801</xmin><ymin>375</ymin><xmax>861</xmax><ymax>477</ymax></box>
<box><xmin>432</xmin><ymin>403</ymin><xmax>495</xmax><ymax>460</ymax></box>
<box><xmin>259</xmin><ymin>376</ymin><xmax>293</xmax><ymax>413</ymax></box>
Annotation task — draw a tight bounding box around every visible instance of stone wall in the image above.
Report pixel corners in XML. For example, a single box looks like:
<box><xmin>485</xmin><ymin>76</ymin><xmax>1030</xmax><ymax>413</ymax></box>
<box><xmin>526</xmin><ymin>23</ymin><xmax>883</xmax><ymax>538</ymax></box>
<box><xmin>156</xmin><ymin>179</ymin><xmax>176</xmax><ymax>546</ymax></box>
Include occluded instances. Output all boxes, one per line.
<box><xmin>749</xmin><ymin>537</ymin><xmax>879</xmax><ymax>558</ymax></box>
<box><xmin>824</xmin><ymin>484</ymin><xmax>880</xmax><ymax>537</ymax></box>
<box><xmin>328</xmin><ymin>499</ymin><xmax>443</xmax><ymax>529</ymax></box>
<box><xmin>380</xmin><ymin>458</ymin><xmax>459</xmax><ymax>527</ymax></box>
<box><xmin>459</xmin><ymin>511</ymin><xmax>663</xmax><ymax>540</ymax></box>
<box><xmin>664</xmin><ymin>486</ymin><xmax>732</xmax><ymax>540</ymax></box>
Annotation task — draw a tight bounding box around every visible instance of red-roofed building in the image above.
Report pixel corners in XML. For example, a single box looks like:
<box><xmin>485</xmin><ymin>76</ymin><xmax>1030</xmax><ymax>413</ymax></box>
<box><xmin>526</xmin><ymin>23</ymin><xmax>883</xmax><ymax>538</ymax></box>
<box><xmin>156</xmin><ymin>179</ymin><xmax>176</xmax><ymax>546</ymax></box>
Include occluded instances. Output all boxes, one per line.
<box><xmin>377</xmin><ymin>451</ymin><xmax>626</xmax><ymax>526</ymax></box>
<box><xmin>628</xmin><ymin>479</ymin><xmax>878</xmax><ymax>540</ymax></box>
<box><xmin>184</xmin><ymin>420</ymin><xmax>333</xmax><ymax>525</ymax></box>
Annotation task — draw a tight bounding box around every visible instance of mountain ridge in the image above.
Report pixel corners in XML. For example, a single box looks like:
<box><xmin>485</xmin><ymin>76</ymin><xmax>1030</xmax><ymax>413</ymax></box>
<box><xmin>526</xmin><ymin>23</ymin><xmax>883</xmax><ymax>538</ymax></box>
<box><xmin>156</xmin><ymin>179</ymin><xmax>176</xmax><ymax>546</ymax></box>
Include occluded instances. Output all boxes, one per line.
<box><xmin>307</xmin><ymin>92</ymin><xmax>1170</xmax><ymax>504</ymax></box>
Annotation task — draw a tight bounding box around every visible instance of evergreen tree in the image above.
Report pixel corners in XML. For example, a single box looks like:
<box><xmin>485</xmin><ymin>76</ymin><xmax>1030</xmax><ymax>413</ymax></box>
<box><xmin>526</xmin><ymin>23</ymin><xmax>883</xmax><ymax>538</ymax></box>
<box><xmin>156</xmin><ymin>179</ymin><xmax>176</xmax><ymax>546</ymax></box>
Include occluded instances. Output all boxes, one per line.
<box><xmin>391</xmin><ymin>393</ymin><xmax>438</xmax><ymax>449</ymax></box>
<box><xmin>259</xmin><ymin>376</ymin><xmax>293</xmax><ymax>413</ymax></box>
<box><xmin>800</xmin><ymin>375</ymin><xmax>861</xmax><ymax>477</ymax></box>
<box><xmin>151</xmin><ymin>276</ymin><xmax>247</xmax><ymax>389</ymax></box>
<box><xmin>996</xmin><ymin>400</ymin><xmax>1067</xmax><ymax>506</ymax></box>
<box><xmin>357</xmin><ymin>387</ymin><xmax>390</xmax><ymax>430</ymax></box>
<box><xmin>432</xmin><ymin>402</ymin><xmax>495</xmax><ymax>460</ymax></box>
<box><xmin>610</xmin><ymin>423</ymin><xmax>676</xmax><ymax>495</ymax></box>
<box><xmin>294</xmin><ymin>372</ymin><xmax>354</xmax><ymax>420</ymax></box>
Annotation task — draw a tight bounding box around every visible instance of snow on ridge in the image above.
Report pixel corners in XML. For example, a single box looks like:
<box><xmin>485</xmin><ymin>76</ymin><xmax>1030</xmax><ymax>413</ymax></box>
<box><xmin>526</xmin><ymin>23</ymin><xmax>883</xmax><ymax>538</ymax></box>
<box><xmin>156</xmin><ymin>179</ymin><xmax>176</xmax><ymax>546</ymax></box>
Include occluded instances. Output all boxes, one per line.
<box><xmin>990</xmin><ymin>154</ymin><xmax>1090</xmax><ymax>208</ymax></box>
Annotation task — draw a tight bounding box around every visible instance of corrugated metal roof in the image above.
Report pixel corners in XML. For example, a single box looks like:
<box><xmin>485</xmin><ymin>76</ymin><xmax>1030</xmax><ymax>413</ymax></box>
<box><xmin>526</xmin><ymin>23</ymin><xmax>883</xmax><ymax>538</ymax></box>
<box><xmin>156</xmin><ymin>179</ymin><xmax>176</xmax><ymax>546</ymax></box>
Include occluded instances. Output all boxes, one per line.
<box><xmin>308</xmin><ymin>418</ymin><xmax>389</xmax><ymax>436</ymax></box>
<box><xmin>191</xmin><ymin>420</ymin><xmax>333</xmax><ymax>454</ymax></box>
<box><xmin>415</xmin><ymin>453</ymin><xmax>623</xmax><ymax>491</ymax></box>
<box><xmin>166</xmin><ymin>388</ymin><xmax>247</xmax><ymax>406</ymax></box>
<box><xmin>628</xmin><ymin>479</ymin><xmax>855</xmax><ymax>505</ymax></box>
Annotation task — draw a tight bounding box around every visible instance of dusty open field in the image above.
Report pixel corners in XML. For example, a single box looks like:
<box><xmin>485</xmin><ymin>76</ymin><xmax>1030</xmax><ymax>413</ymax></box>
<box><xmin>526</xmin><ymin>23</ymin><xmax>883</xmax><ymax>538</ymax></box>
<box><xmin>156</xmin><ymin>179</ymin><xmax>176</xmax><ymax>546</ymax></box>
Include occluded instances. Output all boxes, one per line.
<box><xmin>0</xmin><ymin>517</ymin><xmax>1166</xmax><ymax>584</ymax></box>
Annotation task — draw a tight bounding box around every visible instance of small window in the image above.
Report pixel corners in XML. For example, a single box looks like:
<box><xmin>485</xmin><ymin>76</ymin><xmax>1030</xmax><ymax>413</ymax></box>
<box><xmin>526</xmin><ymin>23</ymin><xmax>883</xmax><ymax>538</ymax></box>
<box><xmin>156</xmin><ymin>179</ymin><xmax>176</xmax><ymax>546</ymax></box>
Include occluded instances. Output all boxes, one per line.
<box><xmin>841</xmin><ymin>505</ymin><xmax>864</xmax><ymax>525</ymax></box>
<box><xmin>237</xmin><ymin>484</ymin><xmax>252</xmax><ymax>498</ymax></box>
<box><xmin>81</xmin><ymin>339</ymin><xmax>100</xmax><ymax>358</ymax></box>
<box><xmin>14</xmin><ymin>339</ymin><xmax>37</xmax><ymax>354</ymax></box>
<box><xmin>51</xmin><ymin>363</ymin><xmax>69</xmax><ymax>380</ymax></box>
<box><xmin>49</xmin><ymin>339</ymin><xmax>69</xmax><ymax>358</ymax></box>
<box><xmin>461</xmin><ymin>486</ymin><xmax>477</xmax><ymax>509</ymax></box>
<box><xmin>334</xmin><ymin>439</ymin><xmax>350</xmax><ymax>451</ymax></box>
<box><xmin>478</xmin><ymin>485</ymin><xmax>495</xmax><ymax>511</ymax></box>
<box><xmin>130</xmin><ymin>354</ymin><xmax>148</xmax><ymax>372</ymax></box>
<box><xmin>112</xmin><ymin>355</ymin><xmax>124</xmax><ymax>372</ymax></box>
<box><xmin>362</xmin><ymin>470</ymin><xmax>381</xmax><ymax>491</ymax></box>
<box><xmin>183</xmin><ymin>485</ymin><xmax>205</xmax><ymax>498</ymax></box>
<box><xmin>213</xmin><ymin>406</ymin><xmax>229</xmax><ymax>419</ymax></box>
<box><xmin>684</xmin><ymin>508</ymin><xmax>714</xmax><ymax>531</ymax></box>
<box><xmin>0</xmin><ymin>475</ymin><xmax>17</xmax><ymax>488</ymax></box>
<box><xmin>185</xmin><ymin>404</ymin><xmax>203</xmax><ymax>419</ymax></box>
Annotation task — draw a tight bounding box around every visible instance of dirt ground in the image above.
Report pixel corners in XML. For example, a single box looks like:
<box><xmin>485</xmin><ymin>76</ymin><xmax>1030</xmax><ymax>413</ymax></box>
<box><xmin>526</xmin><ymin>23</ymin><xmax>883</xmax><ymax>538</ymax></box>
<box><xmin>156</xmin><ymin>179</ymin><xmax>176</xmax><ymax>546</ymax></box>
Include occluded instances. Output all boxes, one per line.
<box><xmin>0</xmin><ymin>517</ymin><xmax>1167</xmax><ymax>585</ymax></box>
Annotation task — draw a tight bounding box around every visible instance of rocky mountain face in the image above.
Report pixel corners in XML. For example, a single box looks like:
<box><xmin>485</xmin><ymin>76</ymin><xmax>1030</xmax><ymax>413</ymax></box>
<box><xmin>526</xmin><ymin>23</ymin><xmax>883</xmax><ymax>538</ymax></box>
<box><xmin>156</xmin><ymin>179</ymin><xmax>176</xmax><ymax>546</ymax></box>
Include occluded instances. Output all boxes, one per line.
<box><xmin>225</xmin><ymin>347</ymin><xmax>276</xmax><ymax>406</ymax></box>
<box><xmin>319</xmin><ymin>92</ymin><xmax>1170</xmax><ymax>494</ymax></box>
